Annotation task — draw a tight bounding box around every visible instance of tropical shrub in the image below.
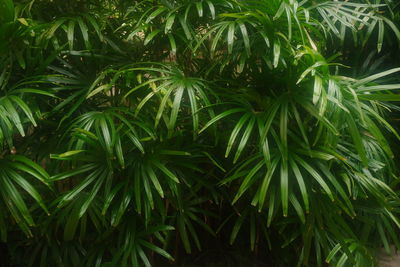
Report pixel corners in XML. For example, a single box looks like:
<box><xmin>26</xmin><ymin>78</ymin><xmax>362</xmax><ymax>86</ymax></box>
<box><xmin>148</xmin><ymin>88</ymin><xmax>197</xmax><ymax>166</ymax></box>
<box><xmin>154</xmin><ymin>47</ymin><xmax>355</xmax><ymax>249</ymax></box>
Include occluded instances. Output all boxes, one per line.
<box><xmin>1</xmin><ymin>0</ymin><xmax>400</xmax><ymax>266</ymax></box>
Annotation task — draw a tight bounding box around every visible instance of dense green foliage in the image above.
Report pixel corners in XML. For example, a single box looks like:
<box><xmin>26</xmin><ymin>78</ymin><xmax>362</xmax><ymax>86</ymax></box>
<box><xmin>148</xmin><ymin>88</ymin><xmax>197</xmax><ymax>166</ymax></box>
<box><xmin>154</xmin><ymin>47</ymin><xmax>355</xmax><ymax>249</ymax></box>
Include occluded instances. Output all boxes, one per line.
<box><xmin>1</xmin><ymin>0</ymin><xmax>400</xmax><ymax>266</ymax></box>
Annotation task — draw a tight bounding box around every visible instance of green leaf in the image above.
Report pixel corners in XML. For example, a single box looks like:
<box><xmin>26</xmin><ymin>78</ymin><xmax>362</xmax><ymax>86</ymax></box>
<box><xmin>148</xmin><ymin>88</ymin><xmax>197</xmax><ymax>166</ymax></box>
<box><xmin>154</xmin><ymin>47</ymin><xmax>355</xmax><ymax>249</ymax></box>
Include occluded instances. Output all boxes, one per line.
<box><xmin>382</xmin><ymin>16</ymin><xmax>400</xmax><ymax>43</ymax></box>
<box><xmin>140</xmin><ymin>240</ymin><xmax>174</xmax><ymax>260</ymax></box>
<box><xmin>357</xmin><ymin>84</ymin><xmax>400</xmax><ymax>92</ymax></box>
<box><xmin>159</xmin><ymin>150</ymin><xmax>190</xmax><ymax>156</ymax></box>
<box><xmin>347</xmin><ymin>114</ymin><xmax>368</xmax><ymax>166</ymax></box>
<box><xmin>233</xmin><ymin>116</ymin><xmax>255</xmax><ymax>163</ymax></box>
<box><xmin>299</xmin><ymin>102</ymin><xmax>339</xmax><ymax>135</ymax></box>
<box><xmin>64</xmin><ymin>204</ymin><xmax>80</xmax><ymax>241</ymax></box>
<box><xmin>230</xmin><ymin>212</ymin><xmax>246</xmax><ymax>245</ymax></box>
<box><xmin>292</xmin><ymin>154</ymin><xmax>334</xmax><ymax>201</ymax></box>
<box><xmin>207</xmin><ymin>1</ymin><xmax>215</xmax><ymax>19</ymax></box>
<box><xmin>0</xmin><ymin>172</ymin><xmax>34</xmax><ymax>226</ymax></box>
<box><xmin>238</xmin><ymin>22</ymin><xmax>250</xmax><ymax>55</ymax></box>
<box><xmin>289</xmin><ymin>194</ymin><xmax>305</xmax><ymax>223</ymax></box>
<box><xmin>258</xmin><ymin>158</ymin><xmax>279</xmax><ymax>211</ymax></box>
<box><xmin>273</xmin><ymin>40</ymin><xmax>280</xmax><ymax>68</ymax></box>
<box><xmin>67</xmin><ymin>20</ymin><xmax>75</xmax><ymax>50</ymax></box>
<box><xmin>50</xmin><ymin>164</ymin><xmax>96</xmax><ymax>181</ymax></box>
<box><xmin>0</xmin><ymin>0</ymin><xmax>14</xmax><ymax>23</ymax></box>
<box><xmin>86</xmin><ymin>84</ymin><xmax>110</xmax><ymax>99</ymax></box>
<box><xmin>179</xmin><ymin>16</ymin><xmax>192</xmax><ymax>40</ymax></box>
<box><xmin>280</xmin><ymin>101</ymin><xmax>288</xmax><ymax>160</ymax></box>
<box><xmin>86</xmin><ymin>14</ymin><xmax>103</xmax><ymax>41</ymax></box>
<box><xmin>267</xmin><ymin>188</ymin><xmax>276</xmax><ymax>227</ymax></box>
<box><xmin>146</xmin><ymin>166</ymin><xmax>164</xmax><ymax>198</ymax></box>
<box><xmin>178</xmin><ymin>216</ymin><xmax>191</xmax><ymax>253</ymax></box>
<box><xmin>210</xmin><ymin>22</ymin><xmax>229</xmax><ymax>56</ymax></box>
<box><xmin>226</xmin><ymin>113</ymin><xmax>249</xmax><ymax>158</ymax></box>
<box><xmin>297</xmin><ymin>61</ymin><xmax>325</xmax><ymax>84</ymax></box>
<box><xmin>168</xmin><ymin>86</ymin><xmax>184</xmax><ymax>134</ymax></box>
<box><xmin>274</xmin><ymin>2</ymin><xmax>285</xmax><ymax>20</ymax></box>
<box><xmin>377</xmin><ymin>19</ymin><xmax>384</xmax><ymax>53</ymax></box>
<box><xmin>280</xmin><ymin>160</ymin><xmax>289</xmax><ymax>217</ymax></box>
<box><xmin>318</xmin><ymin>7</ymin><xmax>339</xmax><ymax>35</ymax></box>
<box><xmin>167</xmin><ymin>33</ymin><xmax>177</xmax><ymax>54</ymax></box>
<box><xmin>289</xmin><ymin>158</ymin><xmax>309</xmax><ymax>213</ymax></box>
<box><xmin>12</xmin><ymin>155</ymin><xmax>50</xmax><ymax>181</ymax></box>
<box><xmin>326</xmin><ymin>243</ymin><xmax>341</xmax><ymax>263</ymax></box>
<box><xmin>355</xmin><ymin>68</ymin><xmax>400</xmax><ymax>86</ymax></box>
<box><xmin>14</xmin><ymin>49</ymin><xmax>26</xmax><ymax>69</ymax></box>
<box><xmin>260</xmin><ymin>100</ymin><xmax>281</xmax><ymax>142</ymax></box>
<box><xmin>144</xmin><ymin>29</ymin><xmax>161</xmax><ymax>45</ymax></box>
<box><xmin>377</xmin><ymin>222</ymin><xmax>390</xmax><ymax>254</ymax></box>
<box><xmin>2</xmin><ymin>97</ymin><xmax>24</xmax><ymax>136</ymax></box>
<box><xmin>115</xmin><ymin>136</ymin><xmax>125</xmax><ymax>168</ymax></box>
<box><xmin>9</xmin><ymin>95</ymin><xmax>37</xmax><ymax>127</ymax></box>
<box><xmin>79</xmin><ymin>170</ymin><xmax>106</xmax><ymax>217</ymax></box>
<box><xmin>51</xmin><ymin>150</ymin><xmax>85</xmax><ymax>159</ymax></box>
<box><xmin>187</xmin><ymin>85</ymin><xmax>199</xmax><ymax>134</ymax></box>
<box><xmin>102</xmin><ymin>183</ymin><xmax>123</xmax><ymax>215</ymax></box>
<box><xmin>126</xmin><ymin>132</ymin><xmax>145</xmax><ymax>153</ymax></box>
<box><xmin>199</xmin><ymin>108</ymin><xmax>244</xmax><ymax>134</ymax></box>
<box><xmin>313</xmin><ymin>75</ymin><xmax>323</xmax><ymax>104</ymax></box>
<box><xmin>8</xmin><ymin>169</ymin><xmax>48</xmax><ymax>214</ymax></box>
<box><xmin>153</xmin><ymin>161</ymin><xmax>180</xmax><ymax>183</ymax></box>
<box><xmin>97</xmin><ymin>116</ymin><xmax>112</xmax><ymax>154</ymax></box>
<box><xmin>233</xmin><ymin>160</ymin><xmax>264</xmax><ymax>204</ymax></box>
<box><xmin>227</xmin><ymin>22</ymin><xmax>235</xmax><ymax>54</ymax></box>
<box><xmin>77</xmin><ymin>17</ymin><xmax>90</xmax><ymax>49</ymax></box>
<box><xmin>155</xmin><ymin>86</ymin><xmax>174</xmax><ymax>128</ymax></box>
<box><xmin>318</xmin><ymin>163</ymin><xmax>354</xmax><ymax>216</ymax></box>
<box><xmin>195</xmin><ymin>2</ymin><xmax>203</xmax><ymax>17</ymax></box>
<box><xmin>165</xmin><ymin>14</ymin><xmax>176</xmax><ymax>33</ymax></box>
<box><xmin>142</xmin><ymin>172</ymin><xmax>154</xmax><ymax>209</ymax></box>
<box><xmin>146</xmin><ymin>7</ymin><xmax>167</xmax><ymax>23</ymax></box>
<box><xmin>11</xmin><ymin>88</ymin><xmax>55</xmax><ymax>97</ymax></box>
<box><xmin>58</xmin><ymin>168</ymin><xmax>102</xmax><ymax>207</ymax></box>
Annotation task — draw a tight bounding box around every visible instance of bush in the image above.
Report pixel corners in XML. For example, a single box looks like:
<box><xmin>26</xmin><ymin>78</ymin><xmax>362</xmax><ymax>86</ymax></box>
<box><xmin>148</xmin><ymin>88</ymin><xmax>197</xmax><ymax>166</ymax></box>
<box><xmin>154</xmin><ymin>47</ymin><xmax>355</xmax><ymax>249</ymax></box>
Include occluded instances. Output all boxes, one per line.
<box><xmin>1</xmin><ymin>0</ymin><xmax>400</xmax><ymax>266</ymax></box>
